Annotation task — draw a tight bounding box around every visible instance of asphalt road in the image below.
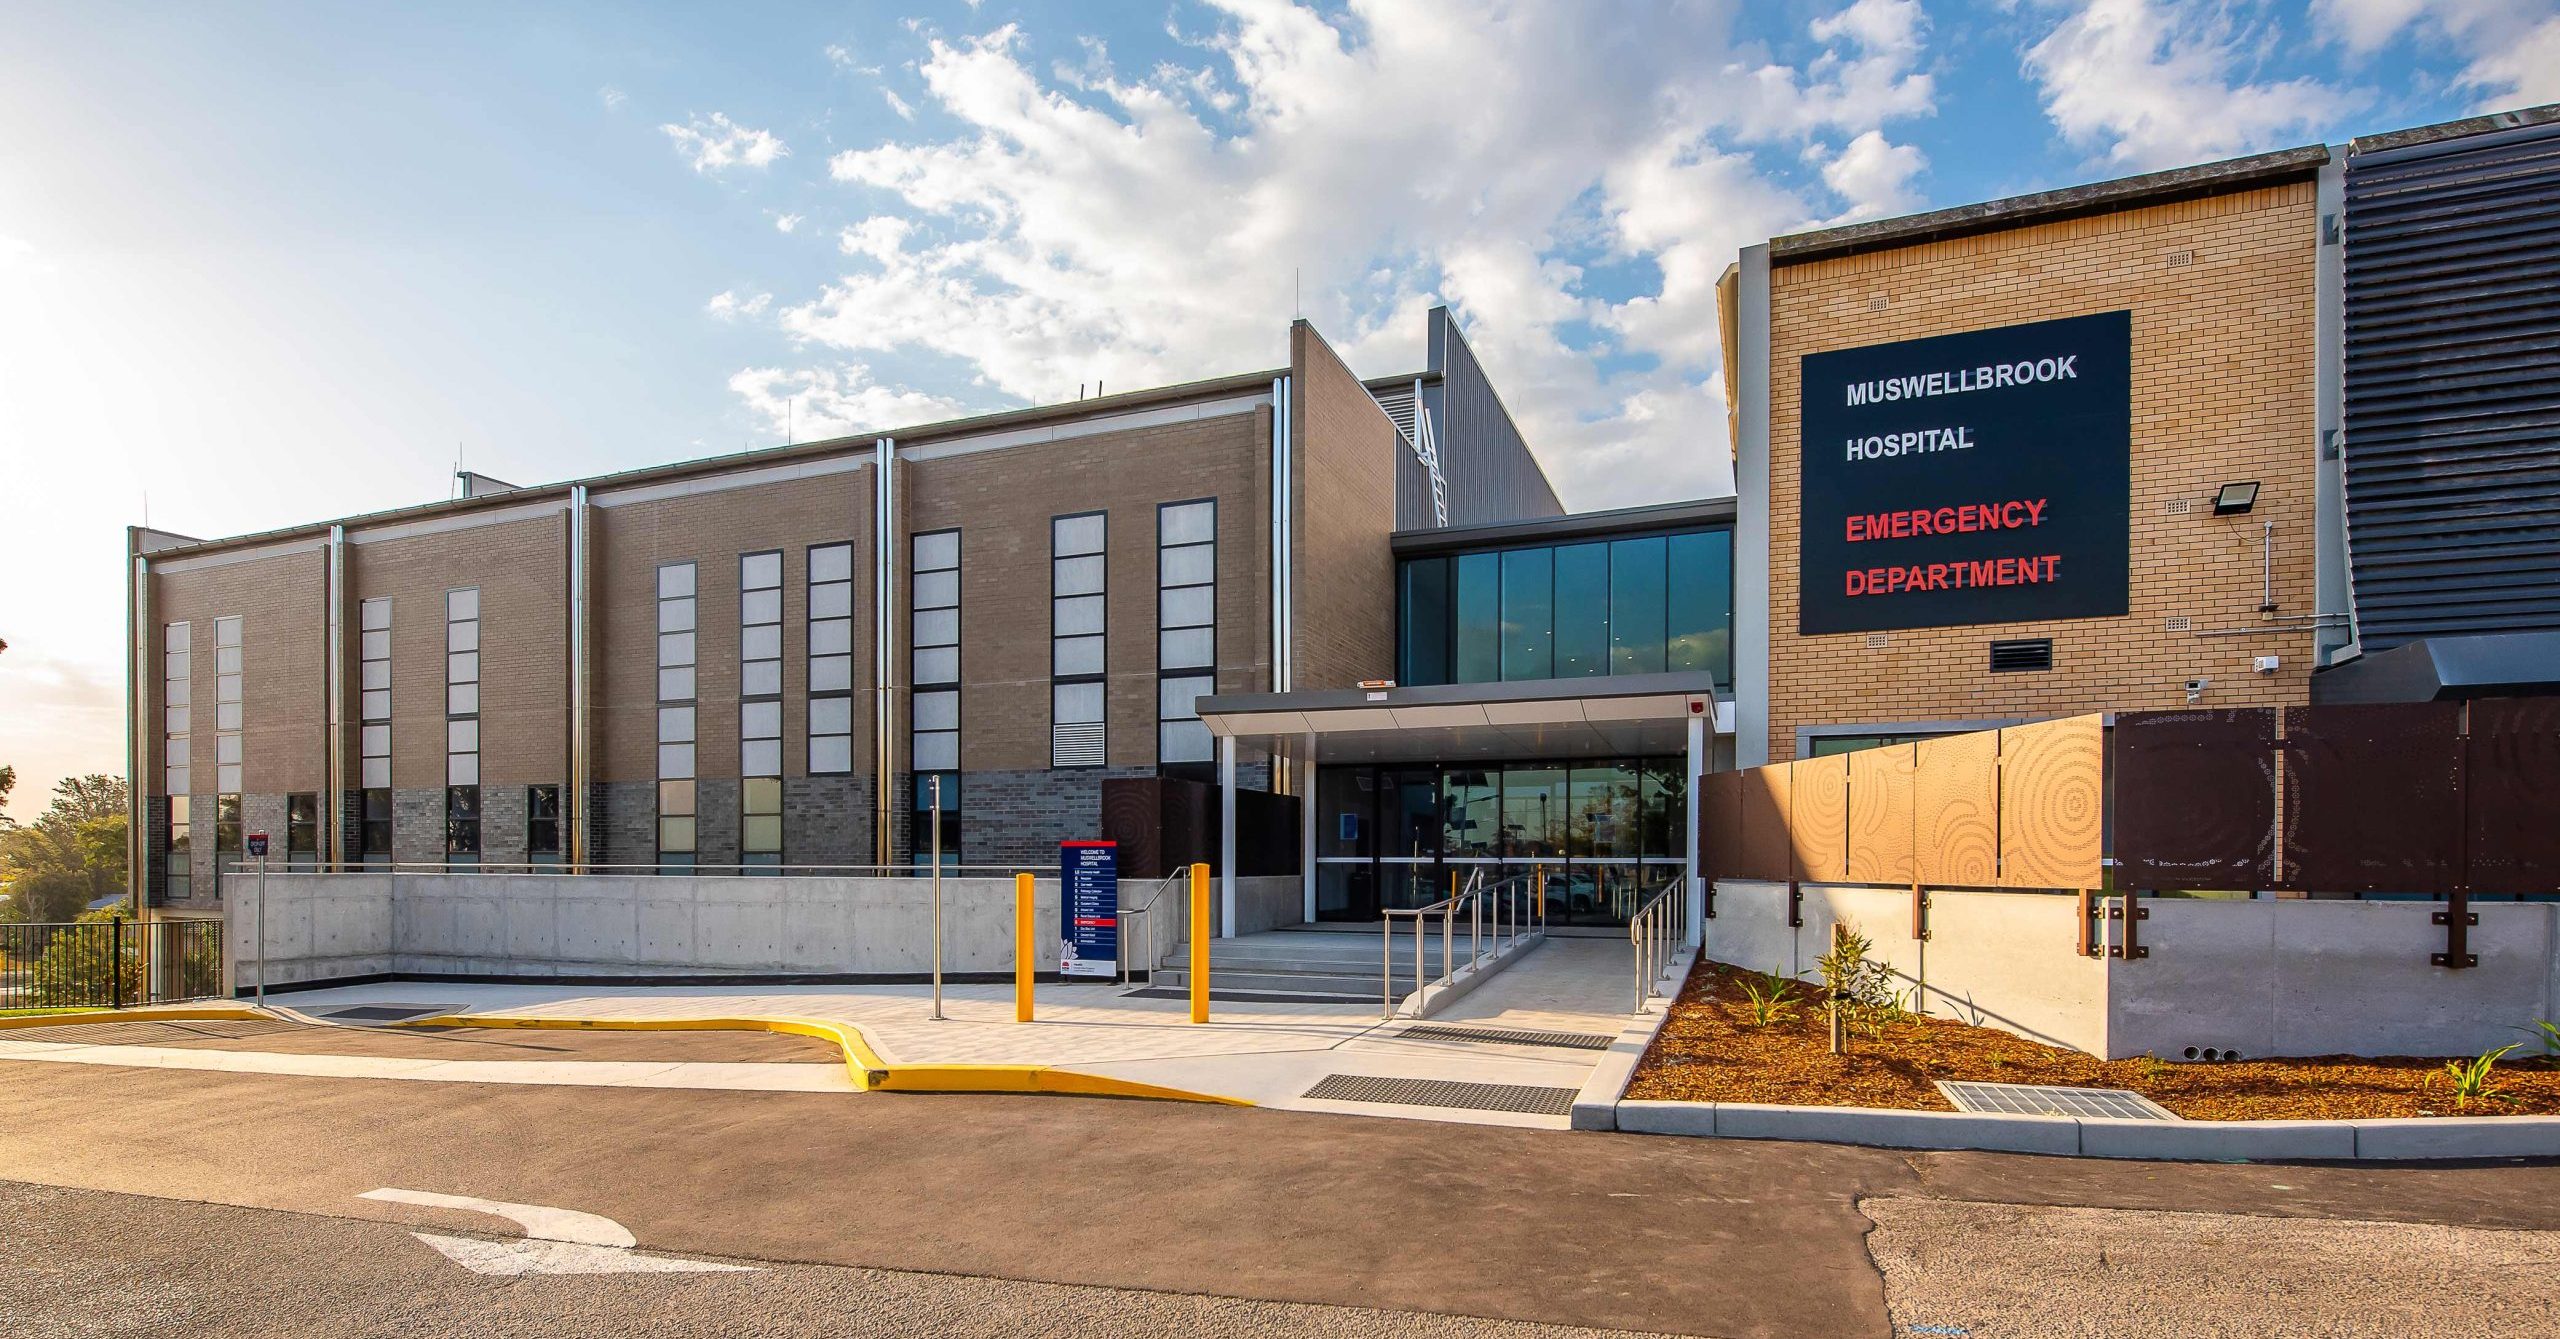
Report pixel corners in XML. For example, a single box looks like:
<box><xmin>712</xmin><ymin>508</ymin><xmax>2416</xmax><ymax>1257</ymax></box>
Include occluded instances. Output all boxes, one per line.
<box><xmin>1</xmin><ymin>1060</ymin><xmax>2555</xmax><ymax>1337</ymax></box>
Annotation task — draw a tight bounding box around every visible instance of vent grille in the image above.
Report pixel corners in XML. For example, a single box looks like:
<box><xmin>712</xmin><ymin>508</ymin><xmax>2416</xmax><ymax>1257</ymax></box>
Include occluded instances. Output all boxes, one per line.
<box><xmin>2164</xmin><ymin>616</ymin><xmax>2191</xmax><ymax>632</ymax></box>
<box><xmin>1051</xmin><ymin>721</ymin><xmax>1105</xmax><ymax>768</ymax></box>
<box><xmin>2164</xmin><ymin>249</ymin><xmax>2195</xmax><ymax>267</ymax></box>
<box><xmin>1391</xmin><ymin>1024</ymin><xmax>1615</xmax><ymax>1051</ymax></box>
<box><xmin>2165</xmin><ymin>498</ymin><xmax>2192</xmax><ymax>516</ymax></box>
<box><xmin>1989</xmin><ymin>638</ymin><xmax>2053</xmax><ymax>673</ymax></box>
<box><xmin>1371</xmin><ymin>386</ymin><xmax>1418</xmax><ymax>444</ymax></box>
<box><xmin>1300</xmin><ymin>1074</ymin><xmax>1578</xmax><ymax>1115</ymax></box>
<box><xmin>1865</xmin><ymin>632</ymin><xmax>1890</xmax><ymax>649</ymax></box>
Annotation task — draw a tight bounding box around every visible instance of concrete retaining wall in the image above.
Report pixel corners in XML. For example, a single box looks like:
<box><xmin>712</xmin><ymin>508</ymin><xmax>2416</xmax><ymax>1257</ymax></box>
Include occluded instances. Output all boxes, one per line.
<box><xmin>1707</xmin><ymin>880</ymin><xmax>2560</xmax><ymax>1060</ymax></box>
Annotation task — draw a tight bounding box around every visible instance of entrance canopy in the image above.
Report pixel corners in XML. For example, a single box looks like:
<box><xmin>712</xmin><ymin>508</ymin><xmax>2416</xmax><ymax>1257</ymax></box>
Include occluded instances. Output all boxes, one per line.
<box><xmin>1197</xmin><ymin>671</ymin><xmax>1724</xmax><ymax>764</ymax></box>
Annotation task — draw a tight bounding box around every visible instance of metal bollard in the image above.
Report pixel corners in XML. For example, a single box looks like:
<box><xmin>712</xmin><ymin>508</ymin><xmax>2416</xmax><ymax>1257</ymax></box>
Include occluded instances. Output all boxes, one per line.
<box><xmin>1188</xmin><ymin>863</ymin><xmax>1210</xmax><ymax>1024</ymax></box>
<box><xmin>1014</xmin><ymin>872</ymin><xmax>1035</xmax><ymax>1023</ymax></box>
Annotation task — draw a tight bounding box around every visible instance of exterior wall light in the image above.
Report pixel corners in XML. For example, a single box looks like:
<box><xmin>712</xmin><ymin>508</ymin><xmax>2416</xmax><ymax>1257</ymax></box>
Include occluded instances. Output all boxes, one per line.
<box><xmin>2211</xmin><ymin>481</ymin><xmax>2260</xmax><ymax>516</ymax></box>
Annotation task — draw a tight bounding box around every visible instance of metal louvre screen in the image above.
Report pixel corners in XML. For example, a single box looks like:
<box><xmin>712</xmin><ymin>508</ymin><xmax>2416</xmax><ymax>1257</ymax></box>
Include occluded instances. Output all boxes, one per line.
<box><xmin>1051</xmin><ymin>721</ymin><xmax>1105</xmax><ymax>770</ymax></box>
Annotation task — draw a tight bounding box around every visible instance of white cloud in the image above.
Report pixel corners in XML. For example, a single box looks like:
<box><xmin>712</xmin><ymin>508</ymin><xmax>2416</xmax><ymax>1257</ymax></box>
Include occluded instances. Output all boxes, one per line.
<box><xmin>774</xmin><ymin>212</ymin><xmax>804</xmax><ymax>234</ymax></box>
<box><xmin>752</xmin><ymin>3</ymin><xmax>1945</xmax><ymax>505</ymax></box>
<box><xmin>726</xmin><ymin>364</ymin><xmax>968</xmax><ymax>441</ymax></box>
<box><xmin>600</xmin><ymin>86</ymin><xmax>627</xmax><ymax>111</ymax></box>
<box><xmin>883</xmin><ymin>88</ymin><xmax>918</xmax><ymax>122</ymax></box>
<box><xmin>2023</xmin><ymin>0</ymin><xmax>2355</xmax><ymax>170</ymax></box>
<box><xmin>704</xmin><ymin>289</ymin><xmax>772</xmax><ymax>320</ymax></box>
<box><xmin>2312</xmin><ymin>0</ymin><xmax>2560</xmax><ymax>107</ymax></box>
<box><xmin>660</xmin><ymin>112</ymin><xmax>790</xmax><ymax>173</ymax></box>
<box><xmin>1819</xmin><ymin>129</ymin><xmax>1928</xmax><ymax>222</ymax></box>
<box><xmin>826</xmin><ymin>43</ymin><xmax>884</xmax><ymax>77</ymax></box>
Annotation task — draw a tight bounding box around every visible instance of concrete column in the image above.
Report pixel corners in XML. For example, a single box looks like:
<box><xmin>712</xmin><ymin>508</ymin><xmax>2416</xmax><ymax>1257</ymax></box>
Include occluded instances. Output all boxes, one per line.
<box><xmin>1686</xmin><ymin>712</ymin><xmax>1707</xmax><ymax>948</ymax></box>
<box><xmin>1219</xmin><ymin>732</ymin><xmax>1237</xmax><ymax>939</ymax></box>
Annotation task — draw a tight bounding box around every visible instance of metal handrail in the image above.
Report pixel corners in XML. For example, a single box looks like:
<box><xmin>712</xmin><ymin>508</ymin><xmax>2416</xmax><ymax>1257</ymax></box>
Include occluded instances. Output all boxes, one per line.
<box><xmin>1380</xmin><ymin>866</ymin><xmax>1546</xmax><ymax>1018</ymax></box>
<box><xmin>1117</xmin><ymin>869</ymin><xmax>1191</xmax><ymax>986</ymax></box>
<box><xmin>1627</xmin><ymin>882</ymin><xmax>1689</xmax><ymax>1012</ymax></box>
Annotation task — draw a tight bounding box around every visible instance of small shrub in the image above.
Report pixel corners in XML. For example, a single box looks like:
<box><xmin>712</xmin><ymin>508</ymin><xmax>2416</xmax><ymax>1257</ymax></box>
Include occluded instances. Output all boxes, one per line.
<box><xmin>2137</xmin><ymin>1054</ymin><xmax>2168</xmax><ymax>1084</ymax></box>
<box><xmin>1814</xmin><ymin>924</ymin><xmax>1901</xmax><ymax>1053</ymax></box>
<box><xmin>1741</xmin><ymin>978</ymin><xmax>1798</xmax><ymax>1027</ymax></box>
<box><xmin>2438</xmin><ymin>1045</ymin><xmax>2520</xmax><ymax>1111</ymax></box>
<box><xmin>2518</xmin><ymin>1019</ymin><xmax>2560</xmax><ymax>1061</ymax></box>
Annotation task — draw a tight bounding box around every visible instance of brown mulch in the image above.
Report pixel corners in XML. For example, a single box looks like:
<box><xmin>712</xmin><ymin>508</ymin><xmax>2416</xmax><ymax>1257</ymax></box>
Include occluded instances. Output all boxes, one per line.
<box><xmin>1625</xmin><ymin>959</ymin><xmax>2560</xmax><ymax>1120</ymax></box>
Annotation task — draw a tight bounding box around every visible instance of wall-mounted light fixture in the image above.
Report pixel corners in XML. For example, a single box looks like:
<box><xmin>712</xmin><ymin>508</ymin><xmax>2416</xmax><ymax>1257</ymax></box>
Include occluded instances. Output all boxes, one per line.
<box><xmin>2211</xmin><ymin>481</ymin><xmax>2261</xmax><ymax>516</ymax></box>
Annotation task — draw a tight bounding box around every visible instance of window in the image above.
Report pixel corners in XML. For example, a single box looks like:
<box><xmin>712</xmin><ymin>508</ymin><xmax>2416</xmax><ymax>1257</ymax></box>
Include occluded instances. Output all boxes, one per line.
<box><xmin>165</xmin><ymin>794</ymin><xmax>192</xmax><ymax>902</ymax></box>
<box><xmin>359</xmin><ymin>598</ymin><xmax>392</xmax><ymax>797</ymax></box>
<box><xmin>215</xmin><ymin>792</ymin><xmax>243</xmax><ymax>862</ymax></box>
<box><xmin>445</xmin><ymin>588</ymin><xmax>481</xmax><ymax>864</ymax></box>
<box><xmin>213</xmin><ymin>616</ymin><xmax>243</xmax><ymax>793</ymax></box>
<box><xmin>526</xmin><ymin>785</ymin><xmax>561</xmax><ymax>865</ymax></box>
<box><xmin>1156</xmin><ymin>499</ymin><xmax>1216</xmax><ymax>768</ymax></box>
<box><xmin>656</xmin><ymin>562</ymin><xmax>698</xmax><ymax>869</ymax></box>
<box><xmin>162</xmin><ymin>621</ymin><xmax>192</xmax><ymax>901</ymax></box>
<box><xmin>286</xmin><ymin>793</ymin><xmax>319</xmax><ymax>870</ymax></box>
<box><xmin>361</xmin><ymin>788</ymin><xmax>392</xmax><ymax>865</ymax></box>
<box><xmin>807</xmin><ymin>542</ymin><xmax>855</xmax><ymax>774</ymax></box>
<box><xmin>1394</xmin><ymin>528</ymin><xmax>1735</xmax><ymax>690</ymax></box>
<box><xmin>913</xmin><ymin>774</ymin><xmax>960</xmax><ymax>869</ymax></box>
<box><xmin>1051</xmin><ymin>512</ymin><xmax>1106</xmax><ymax>768</ymax></box>
<box><xmin>739</xmin><ymin>550</ymin><xmax>784</xmax><ymax>870</ymax></box>
<box><xmin>911</xmin><ymin>528</ymin><xmax>960</xmax><ymax>772</ymax></box>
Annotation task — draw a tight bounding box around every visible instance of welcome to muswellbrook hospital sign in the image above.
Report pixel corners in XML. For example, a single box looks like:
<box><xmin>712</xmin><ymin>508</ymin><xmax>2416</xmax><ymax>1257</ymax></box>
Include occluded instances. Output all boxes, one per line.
<box><xmin>1797</xmin><ymin>310</ymin><xmax>2131</xmax><ymax>635</ymax></box>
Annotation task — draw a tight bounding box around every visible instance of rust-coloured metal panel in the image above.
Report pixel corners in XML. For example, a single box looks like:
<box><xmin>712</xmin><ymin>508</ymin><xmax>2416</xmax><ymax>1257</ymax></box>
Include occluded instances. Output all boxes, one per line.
<box><xmin>1914</xmin><ymin>730</ymin><xmax>2000</xmax><ymax>887</ymax></box>
<box><xmin>1998</xmin><ymin>715</ymin><xmax>2106</xmax><ymax>889</ymax></box>
<box><xmin>2115</xmin><ymin>709</ymin><xmax>2276</xmax><ymax>891</ymax></box>
<box><xmin>1100</xmin><ymin>778</ymin><xmax>1166</xmax><ymax>879</ymax></box>
<box><xmin>1700</xmin><ymin>770</ymin><xmax>1745</xmax><ymax>882</ymax></box>
<box><xmin>1791</xmin><ymin>753</ymin><xmax>1850</xmax><ymax>883</ymax></box>
<box><xmin>2469</xmin><ymin>698</ymin><xmax>2560</xmax><ymax>895</ymax></box>
<box><xmin>2281</xmin><ymin>703</ymin><xmax>2464</xmax><ymax>894</ymax></box>
<box><xmin>1738</xmin><ymin>764</ymin><xmax>1795</xmax><ymax>881</ymax></box>
<box><xmin>1846</xmin><ymin>744</ymin><xmax>1917</xmax><ymax>886</ymax></box>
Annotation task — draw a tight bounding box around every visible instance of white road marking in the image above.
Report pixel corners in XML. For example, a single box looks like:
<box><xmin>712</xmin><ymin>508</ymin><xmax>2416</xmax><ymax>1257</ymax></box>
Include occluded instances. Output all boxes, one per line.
<box><xmin>360</xmin><ymin>1187</ymin><xmax>756</xmax><ymax>1276</ymax></box>
<box><xmin>409</xmin><ymin>1233</ymin><xmax>753</xmax><ymax>1276</ymax></box>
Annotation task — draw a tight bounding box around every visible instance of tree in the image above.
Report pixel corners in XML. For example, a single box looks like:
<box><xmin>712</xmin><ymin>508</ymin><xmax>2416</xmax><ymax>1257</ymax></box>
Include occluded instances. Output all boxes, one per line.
<box><xmin>0</xmin><ymin>765</ymin><xmax>15</xmax><ymax>828</ymax></box>
<box><xmin>0</xmin><ymin>775</ymin><xmax>128</xmax><ymax>924</ymax></box>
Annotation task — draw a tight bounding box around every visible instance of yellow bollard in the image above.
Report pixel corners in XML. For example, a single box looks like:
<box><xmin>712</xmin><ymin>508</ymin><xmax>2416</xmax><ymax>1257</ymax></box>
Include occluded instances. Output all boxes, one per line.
<box><xmin>1189</xmin><ymin>862</ymin><xmax>1210</xmax><ymax>1023</ymax></box>
<box><xmin>1014</xmin><ymin>872</ymin><xmax>1035</xmax><ymax>1023</ymax></box>
<box><xmin>1535</xmin><ymin>864</ymin><xmax>1546</xmax><ymax>920</ymax></box>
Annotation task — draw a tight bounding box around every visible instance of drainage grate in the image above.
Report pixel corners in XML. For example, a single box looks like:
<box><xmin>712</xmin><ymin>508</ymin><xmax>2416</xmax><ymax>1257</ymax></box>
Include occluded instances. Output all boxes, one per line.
<box><xmin>1392</xmin><ymin>1024</ymin><xmax>1614</xmax><ymax>1051</ymax></box>
<box><xmin>1938</xmin><ymin>1081</ymin><xmax>2177</xmax><ymax>1120</ymax></box>
<box><xmin>1300</xmin><ymin>1074</ymin><xmax>1578</xmax><ymax>1115</ymax></box>
<box><xmin>316</xmin><ymin>1004</ymin><xmax>450</xmax><ymax>1023</ymax></box>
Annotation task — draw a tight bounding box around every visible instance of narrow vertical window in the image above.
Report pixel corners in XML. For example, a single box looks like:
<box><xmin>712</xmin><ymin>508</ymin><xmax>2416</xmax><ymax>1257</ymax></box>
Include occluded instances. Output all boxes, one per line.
<box><xmin>1156</xmin><ymin>499</ymin><xmax>1216</xmax><ymax>769</ymax></box>
<box><xmin>1050</xmin><ymin>511</ymin><xmax>1107</xmax><ymax>768</ymax></box>
<box><xmin>213</xmin><ymin>615</ymin><xmax>243</xmax><ymax>892</ymax></box>
<box><xmin>806</xmin><ymin>542</ymin><xmax>856</xmax><ymax>774</ymax></box>
<box><xmin>739</xmin><ymin>550</ymin><xmax>784</xmax><ymax>870</ymax></box>
<box><xmin>162</xmin><ymin>621</ymin><xmax>192</xmax><ymax>901</ymax></box>
<box><xmin>656</xmin><ymin>562</ymin><xmax>698</xmax><ymax>870</ymax></box>
<box><xmin>910</xmin><ymin>530</ymin><xmax>960</xmax><ymax>867</ymax></box>
<box><xmin>526</xmin><ymin>784</ymin><xmax>561</xmax><ymax>867</ymax></box>
<box><xmin>444</xmin><ymin>588</ymin><xmax>481</xmax><ymax>863</ymax></box>
<box><xmin>358</xmin><ymin>597</ymin><xmax>392</xmax><ymax>865</ymax></box>
<box><xmin>286</xmin><ymin>793</ymin><xmax>319</xmax><ymax>870</ymax></box>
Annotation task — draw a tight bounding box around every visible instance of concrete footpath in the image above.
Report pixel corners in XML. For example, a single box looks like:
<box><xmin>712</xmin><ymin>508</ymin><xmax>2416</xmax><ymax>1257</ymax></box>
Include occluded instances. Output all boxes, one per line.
<box><xmin>0</xmin><ymin>937</ymin><xmax>1655</xmax><ymax>1126</ymax></box>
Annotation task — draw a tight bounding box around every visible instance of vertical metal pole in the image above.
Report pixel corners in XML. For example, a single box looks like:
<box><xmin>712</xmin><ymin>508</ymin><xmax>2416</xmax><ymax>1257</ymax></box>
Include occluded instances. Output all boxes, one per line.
<box><xmin>929</xmin><ymin>776</ymin><xmax>944</xmax><ymax>1020</ymax></box>
<box><xmin>567</xmin><ymin>486</ymin><xmax>591</xmax><ymax>873</ymax></box>
<box><xmin>1014</xmin><ymin>871</ymin><xmax>1034</xmax><ymax>1023</ymax></box>
<box><xmin>1381</xmin><ymin>916</ymin><xmax>1393</xmax><ymax>1019</ymax></box>
<box><xmin>1217</xmin><ymin>733</ymin><xmax>1237</xmax><ymax>938</ymax></box>
<box><xmin>111</xmin><ymin>917</ymin><xmax>124</xmax><ymax>1010</ymax></box>
<box><xmin>1188</xmin><ymin>863</ymin><xmax>1210</xmax><ymax>1023</ymax></box>
<box><xmin>254</xmin><ymin>855</ymin><xmax>268</xmax><ymax>1007</ymax></box>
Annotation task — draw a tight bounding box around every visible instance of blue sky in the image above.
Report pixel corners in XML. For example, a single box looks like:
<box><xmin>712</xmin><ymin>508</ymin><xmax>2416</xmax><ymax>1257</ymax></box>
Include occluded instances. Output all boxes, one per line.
<box><xmin>3</xmin><ymin>0</ymin><xmax>2553</xmax><ymax>811</ymax></box>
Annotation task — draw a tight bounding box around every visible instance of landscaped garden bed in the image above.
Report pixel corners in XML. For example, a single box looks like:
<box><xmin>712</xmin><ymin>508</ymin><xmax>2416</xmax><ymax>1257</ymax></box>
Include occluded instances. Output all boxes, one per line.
<box><xmin>1626</xmin><ymin>959</ymin><xmax>2560</xmax><ymax>1120</ymax></box>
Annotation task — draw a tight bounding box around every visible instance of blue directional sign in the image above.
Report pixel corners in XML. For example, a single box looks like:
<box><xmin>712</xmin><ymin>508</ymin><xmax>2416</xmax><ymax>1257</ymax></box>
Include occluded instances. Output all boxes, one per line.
<box><xmin>1059</xmin><ymin>841</ymin><xmax>1118</xmax><ymax>979</ymax></box>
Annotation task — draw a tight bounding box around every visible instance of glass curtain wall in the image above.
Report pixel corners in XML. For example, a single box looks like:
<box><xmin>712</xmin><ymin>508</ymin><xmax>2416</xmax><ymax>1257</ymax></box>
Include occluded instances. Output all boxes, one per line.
<box><xmin>1312</xmin><ymin>760</ymin><xmax>1687</xmax><ymax>926</ymax></box>
<box><xmin>1397</xmin><ymin>527</ymin><xmax>1732</xmax><ymax>691</ymax></box>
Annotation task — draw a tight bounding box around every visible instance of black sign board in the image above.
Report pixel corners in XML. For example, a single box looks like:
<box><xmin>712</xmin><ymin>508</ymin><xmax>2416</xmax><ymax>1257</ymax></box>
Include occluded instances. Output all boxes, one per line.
<box><xmin>1798</xmin><ymin>310</ymin><xmax>2130</xmax><ymax>635</ymax></box>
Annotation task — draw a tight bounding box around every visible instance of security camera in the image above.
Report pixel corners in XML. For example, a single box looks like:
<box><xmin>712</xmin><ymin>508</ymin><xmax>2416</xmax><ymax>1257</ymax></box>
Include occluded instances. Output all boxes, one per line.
<box><xmin>2252</xmin><ymin>655</ymin><xmax>2281</xmax><ymax>676</ymax></box>
<box><xmin>2184</xmin><ymin>677</ymin><xmax>2210</xmax><ymax>704</ymax></box>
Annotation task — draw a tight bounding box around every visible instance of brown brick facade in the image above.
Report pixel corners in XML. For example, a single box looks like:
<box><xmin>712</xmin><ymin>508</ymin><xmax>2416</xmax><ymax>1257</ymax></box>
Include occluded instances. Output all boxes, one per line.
<box><xmin>1290</xmin><ymin>320</ymin><xmax>1400</xmax><ymax>691</ymax></box>
<box><xmin>1763</xmin><ymin>182</ymin><xmax>2323</xmax><ymax>760</ymax></box>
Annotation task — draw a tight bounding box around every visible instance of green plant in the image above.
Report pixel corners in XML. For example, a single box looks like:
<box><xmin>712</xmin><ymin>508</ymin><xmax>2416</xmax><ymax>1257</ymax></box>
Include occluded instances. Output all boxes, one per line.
<box><xmin>2518</xmin><ymin>1019</ymin><xmax>2560</xmax><ymax>1060</ymax></box>
<box><xmin>1814</xmin><ymin>924</ymin><xmax>1901</xmax><ymax>1053</ymax></box>
<box><xmin>2438</xmin><ymin>1044</ymin><xmax>2520</xmax><ymax>1111</ymax></box>
<box><xmin>1740</xmin><ymin>977</ymin><xmax>1798</xmax><ymax>1027</ymax></box>
<box><xmin>2137</xmin><ymin>1054</ymin><xmax>2168</xmax><ymax>1084</ymax></box>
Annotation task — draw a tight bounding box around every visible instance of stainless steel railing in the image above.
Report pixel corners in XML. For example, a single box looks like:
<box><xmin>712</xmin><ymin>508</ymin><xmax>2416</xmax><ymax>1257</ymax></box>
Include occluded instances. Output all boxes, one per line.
<box><xmin>1117</xmin><ymin>869</ymin><xmax>1191</xmax><ymax>987</ymax></box>
<box><xmin>1380</xmin><ymin>867</ymin><xmax>1546</xmax><ymax>1018</ymax></box>
<box><xmin>1627</xmin><ymin>882</ymin><xmax>1690</xmax><ymax>1012</ymax></box>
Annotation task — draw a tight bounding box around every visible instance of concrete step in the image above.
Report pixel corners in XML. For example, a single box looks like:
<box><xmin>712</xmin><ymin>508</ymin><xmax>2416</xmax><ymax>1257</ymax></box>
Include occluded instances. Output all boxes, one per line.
<box><xmin>1145</xmin><ymin>969</ymin><xmax>1387</xmax><ymax>998</ymax></box>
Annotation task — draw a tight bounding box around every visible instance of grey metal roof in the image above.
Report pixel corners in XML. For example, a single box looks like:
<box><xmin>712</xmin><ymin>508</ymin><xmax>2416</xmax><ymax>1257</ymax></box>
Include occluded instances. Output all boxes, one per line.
<box><xmin>1772</xmin><ymin>145</ymin><xmax>2331</xmax><ymax>265</ymax></box>
<box><xmin>1390</xmin><ymin>497</ymin><xmax>1735</xmax><ymax>556</ymax></box>
<box><xmin>2349</xmin><ymin>102</ymin><xmax>2560</xmax><ymax>157</ymax></box>
<box><xmin>2309</xmin><ymin>631</ymin><xmax>2560</xmax><ymax>704</ymax></box>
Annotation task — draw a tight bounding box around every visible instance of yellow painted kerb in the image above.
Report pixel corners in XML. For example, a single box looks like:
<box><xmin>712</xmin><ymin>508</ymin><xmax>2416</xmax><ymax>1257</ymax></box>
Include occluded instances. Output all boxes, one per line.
<box><xmin>394</xmin><ymin>1011</ymin><xmax>1249</xmax><ymax>1107</ymax></box>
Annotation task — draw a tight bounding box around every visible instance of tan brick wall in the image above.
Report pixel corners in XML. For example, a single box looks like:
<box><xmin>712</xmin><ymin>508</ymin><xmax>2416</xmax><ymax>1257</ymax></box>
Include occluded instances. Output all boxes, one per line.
<box><xmin>151</xmin><ymin>545</ymin><xmax>330</xmax><ymax>797</ymax></box>
<box><xmin>590</xmin><ymin>468</ymin><xmax>875</xmax><ymax>785</ymax></box>
<box><xmin>1766</xmin><ymin>182</ymin><xmax>2321</xmax><ymax>760</ymax></box>
<box><xmin>903</xmin><ymin>409</ymin><xmax>1273</xmax><ymax>773</ymax></box>
<box><xmin>350</xmin><ymin>512</ymin><xmax>570</xmax><ymax>791</ymax></box>
<box><xmin>1290</xmin><ymin>320</ymin><xmax>1399</xmax><ymax>690</ymax></box>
